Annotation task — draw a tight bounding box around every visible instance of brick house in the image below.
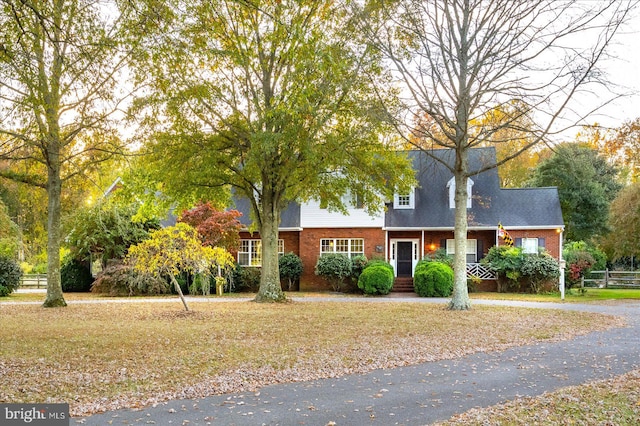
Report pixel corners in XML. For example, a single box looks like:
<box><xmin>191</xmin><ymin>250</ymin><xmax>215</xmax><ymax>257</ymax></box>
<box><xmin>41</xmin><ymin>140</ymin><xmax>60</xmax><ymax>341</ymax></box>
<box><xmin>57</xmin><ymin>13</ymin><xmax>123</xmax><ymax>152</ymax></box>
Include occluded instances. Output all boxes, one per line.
<box><xmin>234</xmin><ymin>147</ymin><xmax>564</xmax><ymax>292</ymax></box>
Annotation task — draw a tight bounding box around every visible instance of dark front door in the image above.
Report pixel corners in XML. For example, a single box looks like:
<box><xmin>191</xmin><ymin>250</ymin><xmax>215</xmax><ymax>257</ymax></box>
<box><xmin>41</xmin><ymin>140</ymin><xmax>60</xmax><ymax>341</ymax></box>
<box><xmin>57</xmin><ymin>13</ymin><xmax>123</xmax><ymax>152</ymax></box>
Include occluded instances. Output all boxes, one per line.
<box><xmin>397</xmin><ymin>242</ymin><xmax>413</xmax><ymax>277</ymax></box>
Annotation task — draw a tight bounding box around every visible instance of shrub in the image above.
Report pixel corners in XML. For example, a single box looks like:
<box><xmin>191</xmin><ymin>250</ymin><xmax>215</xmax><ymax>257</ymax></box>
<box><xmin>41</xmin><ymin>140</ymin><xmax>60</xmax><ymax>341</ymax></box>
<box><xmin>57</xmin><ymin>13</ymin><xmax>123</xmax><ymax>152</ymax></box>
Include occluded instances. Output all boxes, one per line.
<box><xmin>279</xmin><ymin>252</ymin><xmax>303</xmax><ymax>291</ymax></box>
<box><xmin>0</xmin><ymin>254</ymin><xmax>22</xmax><ymax>297</ymax></box>
<box><xmin>231</xmin><ymin>265</ymin><xmax>261</xmax><ymax>292</ymax></box>
<box><xmin>314</xmin><ymin>253</ymin><xmax>352</xmax><ymax>292</ymax></box>
<box><xmin>189</xmin><ymin>273</ymin><xmax>212</xmax><ymax>295</ymax></box>
<box><xmin>520</xmin><ymin>254</ymin><xmax>560</xmax><ymax>293</ymax></box>
<box><xmin>482</xmin><ymin>245</ymin><xmax>525</xmax><ymax>292</ymax></box>
<box><xmin>467</xmin><ymin>275</ymin><xmax>482</xmax><ymax>293</ymax></box>
<box><xmin>351</xmin><ymin>255</ymin><xmax>369</xmax><ymax>281</ymax></box>
<box><xmin>423</xmin><ymin>248</ymin><xmax>454</xmax><ymax>268</ymax></box>
<box><xmin>563</xmin><ymin>241</ymin><xmax>601</xmax><ymax>288</ymax></box>
<box><xmin>357</xmin><ymin>262</ymin><xmax>394</xmax><ymax>295</ymax></box>
<box><xmin>91</xmin><ymin>261</ymin><xmax>170</xmax><ymax>296</ymax></box>
<box><xmin>413</xmin><ymin>260</ymin><xmax>453</xmax><ymax>297</ymax></box>
<box><xmin>61</xmin><ymin>257</ymin><xmax>94</xmax><ymax>292</ymax></box>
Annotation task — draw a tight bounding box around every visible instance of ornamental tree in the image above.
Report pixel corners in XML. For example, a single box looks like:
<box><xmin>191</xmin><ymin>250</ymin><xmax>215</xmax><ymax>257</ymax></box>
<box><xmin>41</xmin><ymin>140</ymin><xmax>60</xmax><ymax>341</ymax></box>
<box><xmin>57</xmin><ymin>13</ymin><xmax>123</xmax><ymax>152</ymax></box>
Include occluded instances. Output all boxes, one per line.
<box><xmin>127</xmin><ymin>223</ymin><xmax>234</xmax><ymax>311</ymax></box>
<box><xmin>179</xmin><ymin>203</ymin><xmax>242</xmax><ymax>251</ymax></box>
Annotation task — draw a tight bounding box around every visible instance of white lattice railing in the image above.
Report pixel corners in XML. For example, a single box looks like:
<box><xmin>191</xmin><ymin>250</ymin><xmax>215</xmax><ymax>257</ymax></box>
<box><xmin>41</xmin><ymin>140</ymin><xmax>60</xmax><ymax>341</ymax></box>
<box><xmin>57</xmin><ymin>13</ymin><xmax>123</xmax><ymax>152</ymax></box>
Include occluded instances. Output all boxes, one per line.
<box><xmin>466</xmin><ymin>263</ymin><xmax>496</xmax><ymax>280</ymax></box>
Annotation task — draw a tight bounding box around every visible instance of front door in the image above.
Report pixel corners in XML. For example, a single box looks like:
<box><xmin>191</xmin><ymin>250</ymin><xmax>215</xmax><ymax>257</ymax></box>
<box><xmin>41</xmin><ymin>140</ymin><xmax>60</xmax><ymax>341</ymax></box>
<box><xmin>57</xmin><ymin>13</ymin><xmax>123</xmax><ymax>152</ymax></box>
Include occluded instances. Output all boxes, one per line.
<box><xmin>396</xmin><ymin>241</ymin><xmax>413</xmax><ymax>277</ymax></box>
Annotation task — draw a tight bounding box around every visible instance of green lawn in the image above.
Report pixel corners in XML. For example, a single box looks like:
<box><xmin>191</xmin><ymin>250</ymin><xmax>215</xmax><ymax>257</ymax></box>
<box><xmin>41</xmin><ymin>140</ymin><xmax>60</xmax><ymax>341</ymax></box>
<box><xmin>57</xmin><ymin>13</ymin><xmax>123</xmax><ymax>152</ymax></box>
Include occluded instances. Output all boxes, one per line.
<box><xmin>471</xmin><ymin>288</ymin><xmax>640</xmax><ymax>302</ymax></box>
<box><xmin>0</xmin><ymin>297</ymin><xmax>624</xmax><ymax>418</ymax></box>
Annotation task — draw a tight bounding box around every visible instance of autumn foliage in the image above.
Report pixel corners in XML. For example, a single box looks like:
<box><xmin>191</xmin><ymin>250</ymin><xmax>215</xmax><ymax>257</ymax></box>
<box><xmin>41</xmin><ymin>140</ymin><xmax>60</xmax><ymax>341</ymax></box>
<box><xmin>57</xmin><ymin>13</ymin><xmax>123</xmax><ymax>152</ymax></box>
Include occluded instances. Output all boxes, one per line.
<box><xmin>179</xmin><ymin>202</ymin><xmax>242</xmax><ymax>251</ymax></box>
<box><xmin>127</xmin><ymin>223</ymin><xmax>235</xmax><ymax>310</ymax></box>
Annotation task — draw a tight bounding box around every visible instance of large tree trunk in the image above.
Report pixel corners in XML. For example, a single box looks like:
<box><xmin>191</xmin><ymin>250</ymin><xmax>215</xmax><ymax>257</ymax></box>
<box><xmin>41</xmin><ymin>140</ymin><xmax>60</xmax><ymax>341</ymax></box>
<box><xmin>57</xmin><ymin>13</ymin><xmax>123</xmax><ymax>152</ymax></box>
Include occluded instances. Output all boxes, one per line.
<box><xmin>449</xmin><ymin>149</ymin><xmax>471</xmax><ymax>310</ymax></box>
<box><xmin>254</xmin><ymin>190</ymin><xmax>286</xmax><ymax>302</ymax></box>
<box><xmin>43</xmin><ymin>156</ymin><xmax>67</xmax><ymax>308</ymax></box>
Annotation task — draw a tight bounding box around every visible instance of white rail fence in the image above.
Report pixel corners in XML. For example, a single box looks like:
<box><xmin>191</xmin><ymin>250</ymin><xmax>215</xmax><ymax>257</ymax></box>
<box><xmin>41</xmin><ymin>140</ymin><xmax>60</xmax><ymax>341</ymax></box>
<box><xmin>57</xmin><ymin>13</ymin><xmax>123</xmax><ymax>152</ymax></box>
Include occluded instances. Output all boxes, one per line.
<box><xmin>19</xmin><ymin>274</ymin><xmax>48</xmax><ymax>289</ymax></box>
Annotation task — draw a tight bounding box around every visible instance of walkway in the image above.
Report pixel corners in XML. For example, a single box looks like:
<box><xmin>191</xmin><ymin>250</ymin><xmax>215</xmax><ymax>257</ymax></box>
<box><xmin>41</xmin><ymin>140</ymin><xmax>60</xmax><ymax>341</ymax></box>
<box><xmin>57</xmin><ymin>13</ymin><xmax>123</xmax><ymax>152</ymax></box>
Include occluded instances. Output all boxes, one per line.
<box><xmin>73</xmin><ymin>298</ymin><xmax>640</xmax><ymax>425</ymax></box>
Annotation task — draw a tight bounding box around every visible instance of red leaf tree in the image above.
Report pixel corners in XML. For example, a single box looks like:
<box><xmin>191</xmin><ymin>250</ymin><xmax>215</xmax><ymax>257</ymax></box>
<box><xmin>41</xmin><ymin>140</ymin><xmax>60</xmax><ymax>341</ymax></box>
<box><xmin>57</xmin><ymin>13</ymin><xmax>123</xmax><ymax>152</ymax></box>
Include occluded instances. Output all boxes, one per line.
<box><xmin>179</xmin><ymin>202</ymin><xmax>242</xmax><ymax>251</ymax></box>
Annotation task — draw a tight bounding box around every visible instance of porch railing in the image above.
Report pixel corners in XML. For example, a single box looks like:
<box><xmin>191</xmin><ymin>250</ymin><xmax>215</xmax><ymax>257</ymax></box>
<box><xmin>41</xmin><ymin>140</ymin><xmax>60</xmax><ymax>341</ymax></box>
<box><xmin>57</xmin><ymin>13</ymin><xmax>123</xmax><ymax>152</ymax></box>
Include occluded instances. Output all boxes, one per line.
<box><xmin>466</xmin><ymin>263</ymin><xmax>496</xmax><ymax>280</ymax></box>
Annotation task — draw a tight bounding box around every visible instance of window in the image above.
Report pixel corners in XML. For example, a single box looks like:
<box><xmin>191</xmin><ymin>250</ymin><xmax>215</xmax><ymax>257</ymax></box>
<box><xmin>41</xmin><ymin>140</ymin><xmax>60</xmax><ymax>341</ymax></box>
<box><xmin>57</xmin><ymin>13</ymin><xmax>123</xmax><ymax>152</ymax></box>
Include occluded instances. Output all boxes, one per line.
<box><xmin>343</xmin><ymin>190</ymin><xmax>364</xmax><ymax>209</ymax></box>
<box><xmin>320</xmin><ymin>238</ymin><xmax>364</xmax><ymax>258</ymax></box>
<box><xmin>521</xmin><ymin>238</ymin><xmax>539</xmax><ymax>254</ymax></box>
<box><xmin>393</xmin><ymin>188</ymin><xmax>415</xmax><ymax>209</ymax></box>
<box><xmin>238</xmin><ymin>239</ymin><xmax>284</xmax><ymax>266</ymax></box>
<box><xmin>447</xmin><ymin>177</ymin><xmax>473</xmax><ymax>209</ymax></box>
<box><xmin>446</xmin><ymin>239</ymin><xmax>477</xmax><ymax>263</ymax></box>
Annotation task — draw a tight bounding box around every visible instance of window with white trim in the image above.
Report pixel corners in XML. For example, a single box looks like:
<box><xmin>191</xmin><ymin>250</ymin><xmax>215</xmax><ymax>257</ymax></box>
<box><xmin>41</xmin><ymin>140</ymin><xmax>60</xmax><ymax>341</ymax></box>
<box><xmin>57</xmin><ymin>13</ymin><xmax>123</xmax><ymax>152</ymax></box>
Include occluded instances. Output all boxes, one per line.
<box><xmin>446</xmin><ymin>239</ymin><xmax>477</xmax><ymax>263</ymax></box>
<box><xmin>320</xmin><ymin>238</ymin><xmax>364</xmax><ymax>258</ymax></box>
<box><xmin>393</xmin><ymin>188</ymin><xmax>415</xmax><ymax>209</ymax></box>
<box><xmin>447</xmin><ymin>177</ymin><xmax>473</xmax><ymax>209</ymax></box>
<box><xmin>342</xmin><ymin>190</ymin><xmax>364</xmax><ymax>209</ymax></box>
<box><xmin>521</xmin><ymin>238</ymin><xmax>539</xmax><ymax>254</ymax></box>
<box><xmin>238</xmin><ymin>239</ymin><xmax>284</xmax><ymax>266</ymax></box>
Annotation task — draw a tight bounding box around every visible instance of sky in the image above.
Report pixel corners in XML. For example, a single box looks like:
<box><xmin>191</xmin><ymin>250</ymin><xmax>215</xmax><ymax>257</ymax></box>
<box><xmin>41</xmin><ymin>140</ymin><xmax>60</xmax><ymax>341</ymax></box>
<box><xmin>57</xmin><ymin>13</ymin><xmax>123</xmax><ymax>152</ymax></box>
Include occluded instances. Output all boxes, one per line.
<box><xmin>574</xmin><ymin>7</ymin><xmax>640</xmax><ymax>135</ymax></box>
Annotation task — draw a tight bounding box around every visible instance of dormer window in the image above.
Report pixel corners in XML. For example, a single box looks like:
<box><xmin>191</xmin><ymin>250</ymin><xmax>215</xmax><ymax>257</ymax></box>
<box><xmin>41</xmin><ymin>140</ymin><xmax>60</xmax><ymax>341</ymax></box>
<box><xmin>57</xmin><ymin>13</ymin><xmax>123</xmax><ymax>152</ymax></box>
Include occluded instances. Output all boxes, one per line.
<box><xmin>394</xmin><ymin>188</ymin><xmax>415</xmax><ymax>209</ymax></box>
<box><xmin>447</xmin><ymin>177</ymin><xmax>473</xmax><ymax>209</ymax></box>
<box><xmin>342</xmin><ymin>189</ymin><xmax>364</xmax><ymax>209</ymax></box>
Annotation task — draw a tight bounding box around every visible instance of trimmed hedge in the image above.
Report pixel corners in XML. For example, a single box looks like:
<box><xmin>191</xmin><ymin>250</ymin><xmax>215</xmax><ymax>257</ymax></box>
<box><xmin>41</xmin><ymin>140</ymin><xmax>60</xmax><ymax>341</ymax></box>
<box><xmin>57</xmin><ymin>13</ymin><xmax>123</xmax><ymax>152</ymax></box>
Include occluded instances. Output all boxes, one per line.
<box><xmin>357</xmin><ymin>262</ymin><xmax>394</xmax><ymax>295</ymax></box>
<box><xmin>414</xmin><ymin>260</ymin><xmax>453</xmax><ymax>297</ymax></box>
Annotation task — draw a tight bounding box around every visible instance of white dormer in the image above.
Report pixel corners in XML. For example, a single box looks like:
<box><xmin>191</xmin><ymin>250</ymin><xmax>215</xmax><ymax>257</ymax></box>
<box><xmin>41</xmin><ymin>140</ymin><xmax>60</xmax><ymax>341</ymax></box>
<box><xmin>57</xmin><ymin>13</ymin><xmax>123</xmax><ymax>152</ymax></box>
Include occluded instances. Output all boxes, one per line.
<box><xmin>447</xmin><ymin>177</ymin><xmax>473</xmax><ymax>209</ymax></box>
<box><xmin>393</xmin><ymin>188</ymin><xmax>415</xmax><ymax>209</ymax></box>
<box><xmin>342</xmin><ymin>189</ymin><xmax>364</xmax><ymax>209</ymax></box>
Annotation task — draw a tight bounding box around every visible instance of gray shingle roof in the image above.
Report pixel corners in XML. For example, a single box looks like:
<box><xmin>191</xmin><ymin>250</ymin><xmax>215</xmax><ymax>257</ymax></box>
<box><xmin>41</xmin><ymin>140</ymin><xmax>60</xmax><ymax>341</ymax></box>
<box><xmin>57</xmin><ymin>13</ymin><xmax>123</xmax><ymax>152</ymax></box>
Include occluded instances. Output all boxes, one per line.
<box><xmin>232</xmin><ymin>147</ymin><xmax>563</xmax><ymax>230</ymax></box>
<box><xmin>233</xmin><ymin>196</ymin><xmax>301</xmax><ymax>229</ymax></box>
<box><xmin>497</xmin><ymin>187</ymin><xmax>564</xmax><ymax>228</ymax></box>
<box><xmin>385</xmin><ymin>147</ymin><xmax>564</xmax><ymax>229</ymax></box>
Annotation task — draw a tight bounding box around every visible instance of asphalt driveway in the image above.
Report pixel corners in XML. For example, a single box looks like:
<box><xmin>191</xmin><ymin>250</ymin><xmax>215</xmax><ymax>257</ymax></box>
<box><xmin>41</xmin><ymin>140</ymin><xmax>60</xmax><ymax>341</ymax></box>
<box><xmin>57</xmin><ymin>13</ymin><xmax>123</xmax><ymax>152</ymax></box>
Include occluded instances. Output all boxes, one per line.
<box><xmin>73</xmin><ymin>298</ymin><xmax>640</xmax><ymax>425</ymax></box>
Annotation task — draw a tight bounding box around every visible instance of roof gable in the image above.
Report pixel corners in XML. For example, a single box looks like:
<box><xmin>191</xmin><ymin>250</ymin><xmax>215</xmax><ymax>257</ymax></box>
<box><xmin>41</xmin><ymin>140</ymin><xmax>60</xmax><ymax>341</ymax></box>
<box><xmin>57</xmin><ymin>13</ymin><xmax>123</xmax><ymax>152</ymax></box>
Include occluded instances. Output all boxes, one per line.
<box><xmin>385</xmin><ymin>147</ymin><xmax>563</xmax><ymax>229</ymax></box>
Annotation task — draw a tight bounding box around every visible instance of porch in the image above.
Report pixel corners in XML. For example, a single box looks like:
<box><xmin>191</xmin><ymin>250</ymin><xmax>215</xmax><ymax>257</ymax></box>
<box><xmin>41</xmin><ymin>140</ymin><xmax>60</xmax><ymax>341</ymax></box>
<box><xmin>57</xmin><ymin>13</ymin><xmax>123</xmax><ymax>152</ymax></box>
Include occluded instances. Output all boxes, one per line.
<box><xmin>391</xmin><ymin>263</ymin><xmax>497</xmax><ymax>293</ymax></box>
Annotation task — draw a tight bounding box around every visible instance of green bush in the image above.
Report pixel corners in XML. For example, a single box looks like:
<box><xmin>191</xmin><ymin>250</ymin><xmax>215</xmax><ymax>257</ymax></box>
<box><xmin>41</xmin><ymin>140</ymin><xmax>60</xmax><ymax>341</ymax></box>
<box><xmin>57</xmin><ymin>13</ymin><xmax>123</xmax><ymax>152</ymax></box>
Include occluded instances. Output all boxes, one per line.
<box><xmin>351</xmin><ymin>255</ymin><xmax>369</xmax><ymax>281</ymax></box>
<box><xmin>314</xmin><ymin>253</ymin><xmax>352</xmax><ymax>292</ymax></box>
<box><xmin>413</xmin><ymin>260</ymin><xmax>453</xmax><ymax>297</ymax></box>
<box><xmin>231</xmin><ymin>265</ymin><xmax>261</xmax><ymax>292</ymax></box>
<box><xmin>61</xmin><ymin>257</ymin><xmax>94</xmax><ymax>292</ymax></box>
<box><xmin>482</xmin><ymin>245</ymin><xmax>525</xmax><ymax>292</ymax></box>
<box><xmin>0</xmin><ymin>254</ymin><xmax>22</xmax><ymax>297</ymax></box>
<box><xmin>423</xmin><ymin>248</ymin><xmax>454</xmax><ymax>268</ymax></box>
<box><xmin>279</xmin><ymin>252</ymin><xmax>303</xmax><ymax>291</ymax></box>
<box><xmin>520</xmin><ymin>254</ymin><xmax>560</xmax><ymax>293</ymax></box>
<box><xmin>91</xmin><ymin>261</ymin><xmax>170</xmax><ymax>296</ymax></box>
<box><xmin>357</xmin><ymin>262</ymin><xmax>394</xmax><ymax>295</ymax></box>
<box><xmin>563</xmin><ymin>241</ymin><xmax>604</xmax><ymax>288</ymax></box>
<box><xmin>189</xmin><ymin>273</ymin><xmax>212</xmax><ymax>295</ymax></box>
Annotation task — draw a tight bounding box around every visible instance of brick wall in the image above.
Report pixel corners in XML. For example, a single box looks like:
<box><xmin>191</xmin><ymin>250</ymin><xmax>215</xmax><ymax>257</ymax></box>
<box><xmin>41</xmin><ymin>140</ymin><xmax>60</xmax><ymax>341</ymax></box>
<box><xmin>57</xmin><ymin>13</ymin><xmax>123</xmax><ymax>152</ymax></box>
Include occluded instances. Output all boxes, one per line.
<box><xmin>299</xmin><ymin>228</ymin><xmax>386</xmax><ymax>291</ymax></box>
<box><xmin>499</xmin><ymin>228</ymin><xmax>562</xmax><ymax>260</ymax></box>
<box><xmin>238</xmin><ymin>227</ymin><xmax>562</xmax><ymax>292</ymax></box>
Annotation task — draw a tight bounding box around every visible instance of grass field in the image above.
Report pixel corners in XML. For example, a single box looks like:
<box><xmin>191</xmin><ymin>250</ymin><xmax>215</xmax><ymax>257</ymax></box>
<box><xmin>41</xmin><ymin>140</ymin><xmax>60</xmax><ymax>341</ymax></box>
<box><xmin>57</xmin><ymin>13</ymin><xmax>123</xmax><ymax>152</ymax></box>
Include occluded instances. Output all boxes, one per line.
<box><xmin>471</xmin><ymin>288</ymin><xmax>640</xmax><ymax>302</ymax></box>
<box><xmin>1</xmin><ymin>290</ymin><xmax>637</xmax><ymax>423</ymax></box>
